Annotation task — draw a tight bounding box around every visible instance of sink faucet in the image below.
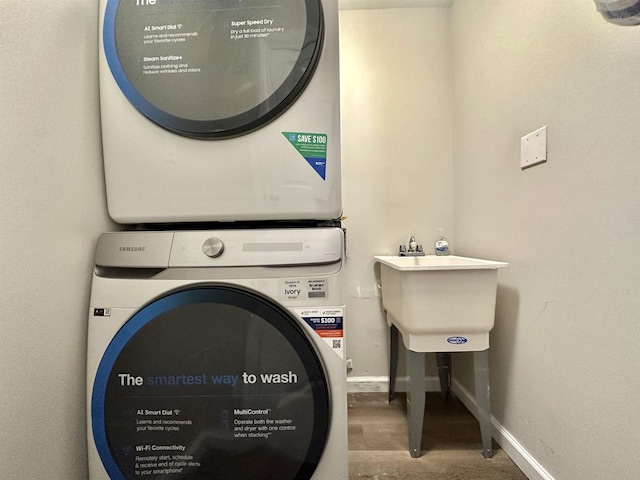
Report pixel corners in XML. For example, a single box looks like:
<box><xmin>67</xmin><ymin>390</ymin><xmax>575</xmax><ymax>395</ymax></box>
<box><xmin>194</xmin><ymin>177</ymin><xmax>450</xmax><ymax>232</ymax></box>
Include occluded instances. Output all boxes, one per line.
<box><xmin>399</xmin><ymin>236</ymin><xmax>425</xmax><ymax>256</ymax></box>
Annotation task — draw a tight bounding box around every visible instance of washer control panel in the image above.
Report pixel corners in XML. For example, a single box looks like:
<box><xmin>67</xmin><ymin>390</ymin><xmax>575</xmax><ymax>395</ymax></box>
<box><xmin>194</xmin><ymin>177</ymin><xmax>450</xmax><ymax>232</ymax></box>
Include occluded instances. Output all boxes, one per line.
<box><xmin>94</xmin><ymin>229</ymin><xmax>343</xmax><ymax>268</ymax></box>
<box><xmin>170</xmin><ymin>229</ymin><xmax>342</xmax><ymax>267</ymax></box>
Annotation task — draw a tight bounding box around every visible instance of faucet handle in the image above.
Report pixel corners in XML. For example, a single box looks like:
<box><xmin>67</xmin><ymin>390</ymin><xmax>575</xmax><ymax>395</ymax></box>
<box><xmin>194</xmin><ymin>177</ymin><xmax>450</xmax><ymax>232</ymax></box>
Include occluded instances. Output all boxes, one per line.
<box><xmin>398</xmin><ymin>235</ymin><xmax>425</xmax><ymax>256</ymax></box>
<box><xmin>408</xmin><ymin>236</ymin><xmax>417</xmax><ymax>252</ymax></box>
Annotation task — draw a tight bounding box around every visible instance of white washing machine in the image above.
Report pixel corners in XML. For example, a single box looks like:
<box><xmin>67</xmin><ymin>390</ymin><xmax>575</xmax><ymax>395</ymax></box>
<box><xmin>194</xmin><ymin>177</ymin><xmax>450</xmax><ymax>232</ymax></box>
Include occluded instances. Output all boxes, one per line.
<box><xmin>99</xmin><ymin>0</ymin><xmax>341</xmax><ymax>224</ymax></box>
<box><xmin>86</xmin><ymin>228</ymin><xmax>347</xmax><ymax>479</ymax></box>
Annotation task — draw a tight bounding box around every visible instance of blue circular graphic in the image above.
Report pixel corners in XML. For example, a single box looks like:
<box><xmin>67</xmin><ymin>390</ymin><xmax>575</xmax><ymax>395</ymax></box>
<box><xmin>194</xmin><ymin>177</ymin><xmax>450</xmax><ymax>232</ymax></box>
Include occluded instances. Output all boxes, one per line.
<box><xmin>103</xmin><ymin>0</ymin><xmax>324</xmax><ymax>139</ymax></box>
<box><xmin>91</xmin><ymin>285</ymin><xmax>329</xmax><ymax>479</ymax></box>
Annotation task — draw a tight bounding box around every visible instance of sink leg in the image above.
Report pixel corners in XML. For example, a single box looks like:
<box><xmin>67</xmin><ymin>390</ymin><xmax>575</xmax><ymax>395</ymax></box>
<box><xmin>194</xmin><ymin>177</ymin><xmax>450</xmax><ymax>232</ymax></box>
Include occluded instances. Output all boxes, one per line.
<box><xmin>407</xmin><ymin>349</ymin><xmax>426</xmax><ymax>458</ymax></box>
<box><xmin>436</xmin><ymin>352</ymin><xmax>452</xmax><ymax>400</ymax></box>
<box><xmin>388</xmin><ymin>324</ymin><xmax>399</xmax><ymax>403</ymax></box>
<box><xmin>474</xmin><ymin>349</ymin><xmax>493</xmax><ymax>458</ymax></box>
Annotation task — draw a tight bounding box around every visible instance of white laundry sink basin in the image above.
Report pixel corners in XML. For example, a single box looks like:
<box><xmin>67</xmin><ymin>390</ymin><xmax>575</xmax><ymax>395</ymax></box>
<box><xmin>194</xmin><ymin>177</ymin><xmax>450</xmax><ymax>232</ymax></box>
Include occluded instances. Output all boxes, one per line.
<box><xmin>374</xmin><ymin>255</ymin><xmax>508</xmax><ymax>352</ymax></box>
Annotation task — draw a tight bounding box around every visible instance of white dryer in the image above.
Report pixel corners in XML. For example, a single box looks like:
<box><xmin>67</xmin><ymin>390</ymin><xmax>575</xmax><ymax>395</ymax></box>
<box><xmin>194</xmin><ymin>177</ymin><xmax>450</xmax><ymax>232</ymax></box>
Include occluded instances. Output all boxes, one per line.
<box><xmin>86</xmin><ymin>228</ymin><xmax>347</xmax><ymax>479</ymax></box>
<box><xmin>98</xmin><ymin>0</ymin><xmax>341</xmax><ymax>224</ymax></box>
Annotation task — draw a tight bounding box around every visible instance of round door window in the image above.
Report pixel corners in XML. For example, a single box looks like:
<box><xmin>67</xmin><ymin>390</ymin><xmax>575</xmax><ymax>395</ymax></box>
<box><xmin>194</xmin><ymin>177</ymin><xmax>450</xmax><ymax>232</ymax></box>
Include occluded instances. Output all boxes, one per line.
<box><xmin>92</xmin><ymin>285</ymin><xmax>330</xmax><ymax>480</ymax></box>
<box><xmin>103</xmin><ymin>0</ymin><xmax>324</xmax><ymax>139</ymax></box>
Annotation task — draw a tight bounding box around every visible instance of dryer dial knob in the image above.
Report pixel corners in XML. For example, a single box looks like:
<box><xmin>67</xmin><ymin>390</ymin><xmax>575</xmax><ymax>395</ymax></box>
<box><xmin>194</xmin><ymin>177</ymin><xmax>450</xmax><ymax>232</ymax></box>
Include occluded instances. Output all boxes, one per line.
<box><xmin>202</xmin><ymin>237</ymin><xmax>224</xmax><ymax>258</ymax></box>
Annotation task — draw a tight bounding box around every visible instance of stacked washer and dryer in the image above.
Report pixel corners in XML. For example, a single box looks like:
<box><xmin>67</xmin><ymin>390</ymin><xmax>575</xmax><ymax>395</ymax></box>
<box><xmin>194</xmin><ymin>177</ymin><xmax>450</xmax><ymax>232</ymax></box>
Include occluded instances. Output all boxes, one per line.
<box><xmin>87</xmin><ymin>1</ymin><xmax>346</xmax><ymax>479</ymax></box>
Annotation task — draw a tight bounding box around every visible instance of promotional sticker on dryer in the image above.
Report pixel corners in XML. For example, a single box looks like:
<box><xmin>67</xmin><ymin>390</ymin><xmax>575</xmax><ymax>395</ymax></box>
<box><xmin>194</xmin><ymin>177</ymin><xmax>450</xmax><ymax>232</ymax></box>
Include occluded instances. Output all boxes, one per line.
<box><xmin>284</xmin><ymin>132</ymin><xmax>329</xmax><ymax>179</ymax></box>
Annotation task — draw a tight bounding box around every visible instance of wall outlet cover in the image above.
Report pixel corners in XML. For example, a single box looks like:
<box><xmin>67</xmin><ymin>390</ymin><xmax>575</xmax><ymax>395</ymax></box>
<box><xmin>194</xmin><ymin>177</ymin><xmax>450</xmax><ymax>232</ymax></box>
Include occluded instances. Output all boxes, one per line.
<box><xmin>520</xmin><ymin>125</ymin><xmax>547</xmax><ymax>169</ymax></box>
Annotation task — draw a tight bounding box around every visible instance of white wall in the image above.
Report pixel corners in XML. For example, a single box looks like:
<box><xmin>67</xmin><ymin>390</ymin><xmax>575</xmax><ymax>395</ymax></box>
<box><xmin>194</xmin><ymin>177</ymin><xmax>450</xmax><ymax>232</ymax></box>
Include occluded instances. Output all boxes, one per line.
<box><xmin>451</xmin><ymin>1</ymin><xmax>640</xmax><ymax>478</ymax></box>
<box><xmin>0</xmin><ymin>2</ymin><xmax>114</xmax><ymax>478</ymax></box>
<box><xmin>339</xmin><ymin>6</ymin><xmax>453</xmax><ymax>380</ymax></box>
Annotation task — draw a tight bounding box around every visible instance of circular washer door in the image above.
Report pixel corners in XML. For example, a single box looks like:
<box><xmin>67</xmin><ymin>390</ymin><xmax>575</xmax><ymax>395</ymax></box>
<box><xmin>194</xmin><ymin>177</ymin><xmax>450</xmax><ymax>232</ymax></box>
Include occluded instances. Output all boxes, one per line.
<box><xmin>92</xmin><ymin>285</ymin><xmax>330</xmax><ymax>480</ymax></box>
<box><xmin>103</xmin><ymin>0</ymin><xmax>324</xmax><ymax>139</ymax></box>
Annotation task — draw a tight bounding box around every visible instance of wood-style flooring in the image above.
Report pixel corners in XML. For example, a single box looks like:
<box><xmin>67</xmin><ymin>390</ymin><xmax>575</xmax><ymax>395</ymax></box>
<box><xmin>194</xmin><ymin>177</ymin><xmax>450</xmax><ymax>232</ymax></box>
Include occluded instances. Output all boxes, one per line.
<box><xmin>348</xmin><ymin>392</ymin><xmax>528</xmax><ymax>479</ymax></box>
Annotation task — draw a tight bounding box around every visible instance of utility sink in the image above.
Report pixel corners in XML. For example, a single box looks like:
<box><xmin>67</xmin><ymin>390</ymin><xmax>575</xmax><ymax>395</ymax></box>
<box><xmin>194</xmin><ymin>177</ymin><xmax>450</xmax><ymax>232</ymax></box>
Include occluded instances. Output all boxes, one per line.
<box><xmin>374</xmin><ymin>255</ymin><xmax>508</xmax><ymax>352</ymax></box>
<box><xmin>375</xmin><ymin>254</ymin><xmax>508</xmax><ymax>459</ymax></box>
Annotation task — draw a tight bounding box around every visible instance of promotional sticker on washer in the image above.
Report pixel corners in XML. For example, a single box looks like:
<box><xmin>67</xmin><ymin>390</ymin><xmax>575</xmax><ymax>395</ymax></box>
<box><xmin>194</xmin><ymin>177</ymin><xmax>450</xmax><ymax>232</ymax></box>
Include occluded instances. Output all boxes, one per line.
<box><xmin>91</xmin><ymin>287</ymin><xmax>329</xmax><ymax>480</ymax></box>
<box><xmin>293</xmin><ymin>307</ymin><xmax>344</xmax><ymax>359</ymax></box>
<box><xmin>282</xmin><ymin>132</ymin><xmax>328</xmax><ymax>179</ymax></box>
<box><xmin>279</xmin><ymin>278</ymin><xmax>328</xmax><ymax>300</ymax></box>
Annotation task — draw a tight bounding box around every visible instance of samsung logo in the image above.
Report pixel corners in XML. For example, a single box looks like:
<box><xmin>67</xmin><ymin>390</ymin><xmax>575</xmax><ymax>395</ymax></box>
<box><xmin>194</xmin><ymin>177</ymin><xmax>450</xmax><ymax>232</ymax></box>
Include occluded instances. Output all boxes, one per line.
<box><xmin>447</xmin><ymin>336</ymin><xmax>468</xmax><ymax>345</ymax></box>
<box><xmin>119</xmin><ymin>246</ymin><xmax>146</xmax><ymax>252</ymax></box>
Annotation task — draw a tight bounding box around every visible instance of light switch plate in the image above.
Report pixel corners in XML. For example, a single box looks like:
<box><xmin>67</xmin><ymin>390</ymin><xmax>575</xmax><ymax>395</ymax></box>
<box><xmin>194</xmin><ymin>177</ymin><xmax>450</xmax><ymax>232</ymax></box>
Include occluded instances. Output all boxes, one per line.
<box><xmin>520</xmin><ymin>125</ymin><xmax>547</xmax><ymax>169</ymax></box>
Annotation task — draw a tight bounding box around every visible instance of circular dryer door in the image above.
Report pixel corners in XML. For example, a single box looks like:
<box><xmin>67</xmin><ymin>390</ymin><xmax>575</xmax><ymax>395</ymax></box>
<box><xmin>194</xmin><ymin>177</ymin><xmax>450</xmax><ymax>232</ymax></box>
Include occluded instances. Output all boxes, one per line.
<box><xmin>103</xmin><ymin>0</ymin><xmax>324</xmax><ymax>139</ymax></box>
<box><xmin>92</xmin><ymin>286</ymin><xmax>330</xmax><ymax>480</ymax></box>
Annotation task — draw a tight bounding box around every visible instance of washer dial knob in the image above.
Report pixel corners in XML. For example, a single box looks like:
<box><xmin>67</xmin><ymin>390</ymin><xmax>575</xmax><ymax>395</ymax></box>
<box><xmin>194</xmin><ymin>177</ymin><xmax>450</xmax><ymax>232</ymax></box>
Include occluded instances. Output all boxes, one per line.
<box><xmin>202</xmin><ymin>237</ymin><xmax>224</xmax><ymax>258</ymax></box>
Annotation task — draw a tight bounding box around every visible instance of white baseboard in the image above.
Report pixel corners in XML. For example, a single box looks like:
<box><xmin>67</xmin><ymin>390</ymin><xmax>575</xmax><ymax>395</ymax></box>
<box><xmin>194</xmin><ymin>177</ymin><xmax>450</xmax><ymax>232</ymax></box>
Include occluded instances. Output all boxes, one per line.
<box><xmin>345</xmin><ymin>375</ymin><xmax>555</xmax><ymax>480</ymax></box>
<box><xmin>346</xmin><ymin>375</ymin><xmax>442</xmax><ymax>393</ymax></box>
<box><xmin>451</xmin><ymin>379</ymin><xmax>555</xmax><ymax>480</ymax></box>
